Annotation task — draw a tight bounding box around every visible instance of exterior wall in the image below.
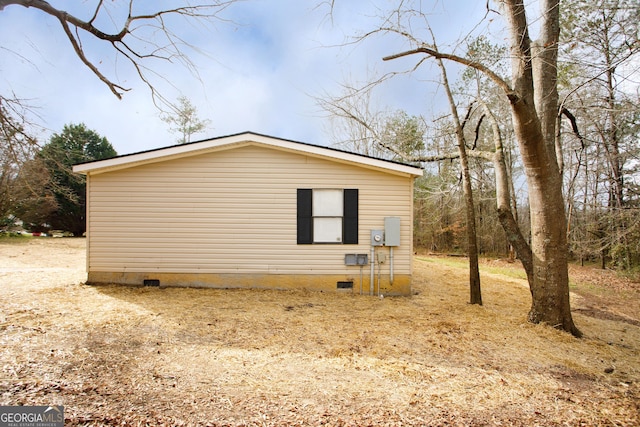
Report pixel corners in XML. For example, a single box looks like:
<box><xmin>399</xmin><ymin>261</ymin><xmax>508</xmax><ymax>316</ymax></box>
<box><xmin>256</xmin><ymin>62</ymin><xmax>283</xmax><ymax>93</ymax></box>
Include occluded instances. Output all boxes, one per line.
<box><xmin>86</xmin><ymin>144</ymin><xmax>415</xmax><ymax>295</ymax></box>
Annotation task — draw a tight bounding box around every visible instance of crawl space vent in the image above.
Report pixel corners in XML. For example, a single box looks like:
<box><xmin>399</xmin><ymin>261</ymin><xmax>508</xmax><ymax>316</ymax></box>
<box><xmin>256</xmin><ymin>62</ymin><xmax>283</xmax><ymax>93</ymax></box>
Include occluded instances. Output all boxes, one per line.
<box><xmin>143</xmin><ymin>279</ymin><xmax>160</xmax><ymax>287</ymax></box>
<box><xmin>337</xmin><ymin>281</ymin><xmax>354</xmax><ymax>289</ymax></box>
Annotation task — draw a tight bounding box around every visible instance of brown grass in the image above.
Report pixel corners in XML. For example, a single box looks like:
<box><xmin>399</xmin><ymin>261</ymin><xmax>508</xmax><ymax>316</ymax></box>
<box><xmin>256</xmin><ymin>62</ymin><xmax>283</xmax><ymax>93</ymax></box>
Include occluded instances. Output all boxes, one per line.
<box><xmin>1</xmin><ymin>238</ymin><xmax>639</xmax><ymax>426</ymax></box>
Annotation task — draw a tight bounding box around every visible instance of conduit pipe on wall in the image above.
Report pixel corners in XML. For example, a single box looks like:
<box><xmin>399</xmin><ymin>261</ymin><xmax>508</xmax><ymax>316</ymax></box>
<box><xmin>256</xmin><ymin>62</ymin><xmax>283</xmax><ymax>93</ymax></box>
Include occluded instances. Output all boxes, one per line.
<box><xmin>377</xmin><ymin>254</ymin><xmax>382</xmax><ymax>297</ymax></box>
<box><xmin>390</xmin><ymin>247</ymin><xmax>394</xmax><ymax>285</ymax></box>
<box><xmin>370</xmin><ymin>246</ymin><xmax>375</xmax><ymax>296</ymax></box>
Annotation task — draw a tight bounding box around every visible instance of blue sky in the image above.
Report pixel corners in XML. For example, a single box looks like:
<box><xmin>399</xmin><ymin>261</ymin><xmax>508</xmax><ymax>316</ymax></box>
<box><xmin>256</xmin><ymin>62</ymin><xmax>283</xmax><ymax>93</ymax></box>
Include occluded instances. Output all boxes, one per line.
<box><xmin>0</xmin><ymin>0</ymin><xmax>498</xmax><ymax>155</ymax></box>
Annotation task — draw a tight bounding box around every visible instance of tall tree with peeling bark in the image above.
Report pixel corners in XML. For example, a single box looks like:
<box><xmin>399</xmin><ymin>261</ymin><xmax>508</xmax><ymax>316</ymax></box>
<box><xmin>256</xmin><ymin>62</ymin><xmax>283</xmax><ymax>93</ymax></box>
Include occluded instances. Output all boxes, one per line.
<box><xmin>382</xmin><ymin>0</ymin><xmax>580</xmax><ymax>335</ymax></box>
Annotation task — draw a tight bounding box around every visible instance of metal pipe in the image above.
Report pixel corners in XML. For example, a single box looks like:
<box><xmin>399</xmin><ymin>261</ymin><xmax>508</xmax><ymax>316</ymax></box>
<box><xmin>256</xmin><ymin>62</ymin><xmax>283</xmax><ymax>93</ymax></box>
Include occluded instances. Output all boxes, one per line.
<box><xmin>370</xmin><ymin>246</ymin><xmax>375</xmax><ymax>296</ymax></box>
<box><xmin>390</xmin><ymin>247</ymin><xmax>394</xmax><ymax>285</ymax></box>
<box><xmin>389</xmin><ymin>246</ymin><xmax>393</xmax><ymax>285</ymax></box>
<box><xmin>377</xmin><ymin>255</ymin><xmax>381</xmax><ymax>297</ymax></box>
<box><xmin>376</xmin><ymin>258</ymin><xmax>382</xmax><ymax>296</ymax></box>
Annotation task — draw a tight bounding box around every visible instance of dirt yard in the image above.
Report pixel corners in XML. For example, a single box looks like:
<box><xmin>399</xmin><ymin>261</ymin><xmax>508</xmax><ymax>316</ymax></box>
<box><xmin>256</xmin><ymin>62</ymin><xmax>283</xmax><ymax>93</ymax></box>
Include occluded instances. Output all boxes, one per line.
<box><xmin>1</xmin><ymin>238</ymin><xmax>639</xmax><ymax>426</ymax></box>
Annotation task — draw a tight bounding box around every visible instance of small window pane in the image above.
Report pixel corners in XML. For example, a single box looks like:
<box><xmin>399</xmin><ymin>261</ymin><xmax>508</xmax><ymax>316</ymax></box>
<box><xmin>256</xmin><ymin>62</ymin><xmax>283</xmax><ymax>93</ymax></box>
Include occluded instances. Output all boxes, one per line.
<box><xmin>313</xmin><ymin>189</ymin><xmax>343</xmax><ymax>216</ymax></box>
<box><xmin>313</xmin><ymin>217</ymin><xmax>343</xmax><ymax>243</ymax></box>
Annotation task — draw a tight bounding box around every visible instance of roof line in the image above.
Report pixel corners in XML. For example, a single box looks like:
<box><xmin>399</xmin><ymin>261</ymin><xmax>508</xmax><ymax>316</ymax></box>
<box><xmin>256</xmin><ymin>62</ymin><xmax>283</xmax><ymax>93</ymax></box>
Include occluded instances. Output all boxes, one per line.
<box><xmin>73</xmin><ymin>130</ymin><xmax>421</xmax><ymax>170</ymax></box>
<box><xmin>73</xmin><ymin>131</ymin><xmax>424</xmax><ymax>177</ymax></box>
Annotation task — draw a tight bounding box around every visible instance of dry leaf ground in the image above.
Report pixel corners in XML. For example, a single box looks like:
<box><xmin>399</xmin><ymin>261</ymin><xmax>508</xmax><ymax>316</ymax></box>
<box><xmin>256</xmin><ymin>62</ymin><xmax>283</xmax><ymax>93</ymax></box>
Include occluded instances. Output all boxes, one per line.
<box><xmin>1</xmin><ymin>238</ymin><xmax>639</xmax><ymax>426</ymax></box>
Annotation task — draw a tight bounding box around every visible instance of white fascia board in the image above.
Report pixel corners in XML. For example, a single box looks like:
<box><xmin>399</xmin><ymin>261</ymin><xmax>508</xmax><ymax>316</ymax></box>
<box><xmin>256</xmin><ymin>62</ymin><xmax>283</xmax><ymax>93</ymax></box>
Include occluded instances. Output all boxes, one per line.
<box><xmin>264</xmin><ymin>137</ymin><xmax>423</xmax><ymax>177</ymax></box>
<box><xmin>73</xmin><ymin>132</ymin><xmax>424</xmax><ymax>178</ymax></box>
<box><xmin>72</xmin><ymin>135</ymin><xmax>251</xmax><ymax>175</ymax></box>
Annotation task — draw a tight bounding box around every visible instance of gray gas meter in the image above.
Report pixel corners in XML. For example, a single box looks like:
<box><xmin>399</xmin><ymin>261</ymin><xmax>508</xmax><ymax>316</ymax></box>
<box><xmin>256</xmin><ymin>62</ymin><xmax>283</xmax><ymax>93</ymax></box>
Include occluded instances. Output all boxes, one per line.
<box><xmin>370</xmin><ymin>230</ymin><xmax>384</xmax><ymax>246</ymax></box>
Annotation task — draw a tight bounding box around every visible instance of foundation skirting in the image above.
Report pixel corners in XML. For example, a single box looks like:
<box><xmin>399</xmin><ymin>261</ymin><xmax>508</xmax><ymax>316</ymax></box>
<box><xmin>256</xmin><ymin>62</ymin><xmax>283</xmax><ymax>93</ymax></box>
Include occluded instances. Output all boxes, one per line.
<box><xmin>87</xmin><ymin>271</ymin><xmax>412</xmax><ymax>296</ymax></box>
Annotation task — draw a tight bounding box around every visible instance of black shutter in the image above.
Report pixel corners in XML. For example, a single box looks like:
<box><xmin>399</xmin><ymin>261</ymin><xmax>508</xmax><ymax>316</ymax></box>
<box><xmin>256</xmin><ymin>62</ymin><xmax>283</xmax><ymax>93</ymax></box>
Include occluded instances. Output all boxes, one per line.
<box><xmin>297</xmin><ymin>189</ymin><xmax>313</xmax><ymax>244</ymax></box>
<box><xmin>343</xmin><ymin>189</ymin><xmax>358</xmax><ymax>244</ymax></box>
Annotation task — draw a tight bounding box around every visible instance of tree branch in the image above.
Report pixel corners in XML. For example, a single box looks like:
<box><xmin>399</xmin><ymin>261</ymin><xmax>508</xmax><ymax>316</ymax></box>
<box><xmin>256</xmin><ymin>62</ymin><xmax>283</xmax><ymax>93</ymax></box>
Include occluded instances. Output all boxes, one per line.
<box><xmin>560</xmin><ymin>107</ymin><xmax>585</xmax><ymax>149</ymax></box>
<box><xmin>383</xmin><ymin>45</ymin><xmax>517</xmax><ymax>101</ymax></box>
<box><xmin>0</xmin><ymin>0</ymin><xmax>237</xmax><ymax>102</ymax></box>
<box><xmin>473</xmin><ymin>114</ymin><xmax>485</xmax><ymax>150</ymax></box>
<box><xmin>57</xmin><ymin>16</ymin><xmax>128</xmax><ymax>99</ymax></box>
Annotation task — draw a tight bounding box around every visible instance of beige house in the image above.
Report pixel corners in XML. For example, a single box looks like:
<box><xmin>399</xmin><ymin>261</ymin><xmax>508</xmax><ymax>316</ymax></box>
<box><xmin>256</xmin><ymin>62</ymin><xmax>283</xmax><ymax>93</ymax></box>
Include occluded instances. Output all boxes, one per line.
<box><xmin>73</xmin><ymin>132</ymin><xmax>423</xmax><ymax>296</ymax></box>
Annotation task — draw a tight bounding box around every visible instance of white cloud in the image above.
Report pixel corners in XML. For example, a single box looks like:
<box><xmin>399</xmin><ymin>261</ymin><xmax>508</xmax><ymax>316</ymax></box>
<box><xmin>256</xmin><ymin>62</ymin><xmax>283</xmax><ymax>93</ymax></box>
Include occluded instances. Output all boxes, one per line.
<box><xmin>0</xmin><ymin>0</ymin><xmax>497</xmax><ymax>155</ymax></box>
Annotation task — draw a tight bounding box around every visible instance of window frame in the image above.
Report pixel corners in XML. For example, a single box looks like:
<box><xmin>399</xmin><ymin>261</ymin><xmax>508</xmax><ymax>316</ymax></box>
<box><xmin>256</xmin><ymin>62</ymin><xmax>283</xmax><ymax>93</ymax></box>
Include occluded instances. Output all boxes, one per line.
<box><xmin>297</xmin><ymin>188</ymin><xmax>358</xmax><ymax>245</ymax></box>
<box><xmin>312</xmin><ymin>189</ymin><xmax>344</xmax><ymax>243</ymax></box>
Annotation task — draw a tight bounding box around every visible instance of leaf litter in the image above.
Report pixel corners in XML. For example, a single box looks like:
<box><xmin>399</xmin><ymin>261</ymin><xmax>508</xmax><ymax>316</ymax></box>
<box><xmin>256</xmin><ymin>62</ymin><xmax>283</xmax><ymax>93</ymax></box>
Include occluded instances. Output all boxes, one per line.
<box><xmin>0</xmin><ymin>239</ymin><xmax>638</xmax><ymax>426</ymax></box>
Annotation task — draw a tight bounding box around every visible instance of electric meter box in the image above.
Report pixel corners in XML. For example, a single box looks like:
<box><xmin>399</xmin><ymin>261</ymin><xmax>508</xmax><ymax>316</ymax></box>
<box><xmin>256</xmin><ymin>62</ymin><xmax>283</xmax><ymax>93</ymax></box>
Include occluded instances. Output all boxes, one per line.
<box><xmin>370</xmin><ymin>230</ymin><xmax>384</xmax><ymax>246</ymax></box>
<box><xmin>384</xmin><ymin>217</ymin><xmax>401</xmax><ymax>247</ymax></box>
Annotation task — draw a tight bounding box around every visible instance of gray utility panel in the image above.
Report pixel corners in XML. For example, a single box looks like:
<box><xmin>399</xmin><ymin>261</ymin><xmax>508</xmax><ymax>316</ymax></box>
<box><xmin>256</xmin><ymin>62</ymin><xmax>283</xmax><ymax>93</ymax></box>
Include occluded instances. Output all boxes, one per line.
<box><xmin>384</xmin><ymin>217</ymin><xmax>401</xmax><ymax>246</ymax></box>
<box><xmin>345</xmin><ymin>253</ymin><xmax>369</xmax><ymax>265</ymax></box>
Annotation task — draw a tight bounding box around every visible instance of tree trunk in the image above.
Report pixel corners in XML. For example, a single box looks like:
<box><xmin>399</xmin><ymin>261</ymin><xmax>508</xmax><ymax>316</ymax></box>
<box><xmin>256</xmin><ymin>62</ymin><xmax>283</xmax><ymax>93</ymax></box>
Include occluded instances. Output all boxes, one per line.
<box><xmin>479</xmin><ymin>102</ymin><xmax>535</xmax><ymax>289</ymax></box>
<box><xmin>503</xmin><ymin>0</ymin><xmax>580</xmax><ymax>336</ymax></box>
<box><xmin>436</xmin><ymin>57</ymin><xmax>482</xmax><ymax>305</ymax></box>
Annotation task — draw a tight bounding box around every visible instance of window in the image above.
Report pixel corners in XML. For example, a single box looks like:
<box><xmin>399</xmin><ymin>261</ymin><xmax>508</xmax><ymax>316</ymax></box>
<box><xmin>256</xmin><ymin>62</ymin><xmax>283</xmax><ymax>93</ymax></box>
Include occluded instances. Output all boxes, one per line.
<box><xmin>297</xmin><ymin>188</ymin><xmax>358</xmax><ymax>244</ymax></box>
<box><xmin>313</xmin><ymin>189</ymin><xmax>343</xmax><ymax>242</ymax></box>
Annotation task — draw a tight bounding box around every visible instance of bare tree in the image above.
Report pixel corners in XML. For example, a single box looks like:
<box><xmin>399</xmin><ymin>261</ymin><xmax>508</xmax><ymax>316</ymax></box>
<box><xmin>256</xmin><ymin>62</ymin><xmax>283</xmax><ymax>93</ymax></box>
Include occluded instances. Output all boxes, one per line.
<box><xmin>381</xmin><ymin>0</ymin><xmax>581</xmax><ymax>336</ymax></box>
<box><xmin>162</xmin><ymin>96</ymin><xmax>211</xmax><ymax>144</ymax></box>
<box><xmin>319</xmin><ymin>63</ymin><xmax>483</xmax><ymax>305</ymax></box>
<box><xmin>320</xmin><ymin>81</ymin><xmax>394</xmax><ymax>159</ymax></box>
<box><xmin>559</xmin><ymin>0</ymin><xmax>640</xmax><ymax>270</ymax></box>
<box><xmin>323</xmin><ymin>0</ymin><xmax>581</xmax><ymax>334</ymax></box>
<box><xmin>476</xmin><ymin>101</ymin><xmax>534</xmax><ymax>284</ymax></box>
<box><xmin>0</xmin><ymin>96</ymin><xmax>40</xmax><ymax>222</ymax></box>
<box><xmin>434</xmin><ymin>54</ymin><xmax>482</xmax><ymax>306</ymax></box>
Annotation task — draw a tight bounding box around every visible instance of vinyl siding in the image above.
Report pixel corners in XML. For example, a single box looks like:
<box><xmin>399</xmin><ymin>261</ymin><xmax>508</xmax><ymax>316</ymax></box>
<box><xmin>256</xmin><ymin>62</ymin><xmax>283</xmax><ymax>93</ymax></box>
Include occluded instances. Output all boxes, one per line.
<box><xmin>87</xmin><ymin>144</ymin><xmax>414</xmax><ymax>277</ymax></box>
